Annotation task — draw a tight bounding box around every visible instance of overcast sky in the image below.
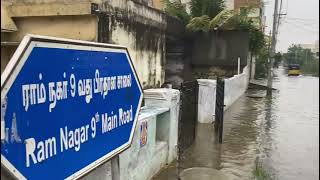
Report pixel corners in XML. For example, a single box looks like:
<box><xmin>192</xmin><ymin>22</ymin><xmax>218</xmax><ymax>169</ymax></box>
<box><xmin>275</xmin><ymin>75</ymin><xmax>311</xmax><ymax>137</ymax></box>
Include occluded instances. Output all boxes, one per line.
<box><xmin>264</xmin><ymin>0</ymin><xmax>319</xmax><ymax>52</ymax></box>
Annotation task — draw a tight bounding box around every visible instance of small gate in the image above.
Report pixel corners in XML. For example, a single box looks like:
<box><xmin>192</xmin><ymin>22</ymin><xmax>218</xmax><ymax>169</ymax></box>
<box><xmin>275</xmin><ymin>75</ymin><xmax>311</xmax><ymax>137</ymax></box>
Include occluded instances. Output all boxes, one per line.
<box><xmin>177</xmin><ymin>80</ymin><xmax>198</xmax><ymax>178</ymax></box>
<box><xmin>215</xmin><ymin>77</ymin><xmax>225</xmax><ymax>143</ymax></box>
<box><xmin>178</xmin><ymin>81</ymin><xmax>198</xmax><ymax>151</ymax></box>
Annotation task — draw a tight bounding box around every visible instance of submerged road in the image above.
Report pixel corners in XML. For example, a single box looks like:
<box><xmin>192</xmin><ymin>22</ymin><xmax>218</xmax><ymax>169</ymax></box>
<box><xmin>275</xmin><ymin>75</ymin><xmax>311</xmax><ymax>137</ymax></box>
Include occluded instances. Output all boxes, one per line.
<box><xmin>153</xmin><ymin>66</ymin><xmax>319</xmax><ymax>180</ymax></box>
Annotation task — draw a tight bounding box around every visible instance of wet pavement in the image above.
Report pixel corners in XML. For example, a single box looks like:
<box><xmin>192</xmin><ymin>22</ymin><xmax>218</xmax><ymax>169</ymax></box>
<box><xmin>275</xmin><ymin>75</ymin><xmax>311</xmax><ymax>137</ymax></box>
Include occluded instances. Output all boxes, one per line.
<box><xmin>153</xmin><ymin>67</ymin><xmax>319</xmax><ymax>180</ymax></box>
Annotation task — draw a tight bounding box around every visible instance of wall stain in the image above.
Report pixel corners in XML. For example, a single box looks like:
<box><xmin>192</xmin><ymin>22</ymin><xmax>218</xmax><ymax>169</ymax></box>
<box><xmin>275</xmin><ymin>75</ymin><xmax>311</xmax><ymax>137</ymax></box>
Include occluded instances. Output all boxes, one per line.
<box><xmin>98</xmin><ymin>2</ymin><xmax>166</xmax><ymax>88</ymax></box>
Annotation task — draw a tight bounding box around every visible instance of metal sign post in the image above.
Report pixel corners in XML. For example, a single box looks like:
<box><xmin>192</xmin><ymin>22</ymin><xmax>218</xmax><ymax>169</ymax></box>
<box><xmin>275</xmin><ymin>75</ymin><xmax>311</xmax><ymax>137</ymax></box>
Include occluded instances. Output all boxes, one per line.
<box><xmin>1</xmin><ymin>34</ymin><xmax>143</xmax><ymax>180</ymax></box>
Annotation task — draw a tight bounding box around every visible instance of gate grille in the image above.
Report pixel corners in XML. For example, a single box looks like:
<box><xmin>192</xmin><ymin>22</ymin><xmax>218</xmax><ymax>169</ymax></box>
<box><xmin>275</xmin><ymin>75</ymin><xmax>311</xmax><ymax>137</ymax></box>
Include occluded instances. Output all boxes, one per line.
<box><xmin>178</xmin><ymin>81</ymin><xmax>198</xmax><ymax>151</ymax></box>
<box><xmin>215</xmin><ymin>77</ymin><xmax>225</xmax><ymax>143</ymax></box>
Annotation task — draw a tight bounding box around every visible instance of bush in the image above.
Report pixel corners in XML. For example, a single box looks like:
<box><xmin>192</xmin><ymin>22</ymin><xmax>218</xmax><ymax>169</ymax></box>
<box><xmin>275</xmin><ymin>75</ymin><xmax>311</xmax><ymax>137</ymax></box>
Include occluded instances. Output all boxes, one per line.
<box><xmin>165</xmin><ymin>0</ymin><xmax>190</xmax><ymax>25</ymax></box>
<box><xmin>255</xmin><ymin>46</ymin><xmax>269</xmax><ymax>79</ymax></box>
<box><xmin>301</xmin><ymin>60</ymin><xmax>319</xmax><ymax>77</ymax></box>
<box><xmin>186</xmin><ymin>15</ymin><xmax>211</xmax><ymax>32</ymax></box>
<box><xmin>190</xmin><ymin>0</ymin><xmax>225</xmax><ymax>18</ymax></box>
<box><xmin>165</xmin><ymin>0</ymin><xmax>268</xmax><ymax>78</ymax></box>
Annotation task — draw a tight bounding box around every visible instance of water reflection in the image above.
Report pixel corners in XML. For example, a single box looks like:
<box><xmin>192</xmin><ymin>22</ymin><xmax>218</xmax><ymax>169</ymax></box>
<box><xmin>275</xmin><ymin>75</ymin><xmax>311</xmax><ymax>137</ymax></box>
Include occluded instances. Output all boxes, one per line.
<box><xmin>154</xmin><ymin>67</ymin><xmax>319</xmax><ymax>180</ymax></box>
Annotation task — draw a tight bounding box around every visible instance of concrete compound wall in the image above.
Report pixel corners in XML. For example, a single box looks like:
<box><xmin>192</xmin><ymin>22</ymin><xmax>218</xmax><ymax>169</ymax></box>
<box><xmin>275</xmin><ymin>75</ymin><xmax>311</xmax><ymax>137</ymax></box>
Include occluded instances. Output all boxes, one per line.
<box><xmin>224</xmin><ymin>66</ymin><xmax>250</xmax><ymax>109</ymax></box>
<box><xmin>191</xmin><ymin>31</ymin><xmax>250</xmax><ymax>67</ymax></box>
<box><xmin>197</xmin><ymin>66</ymin><xmax>250</xmax><ymax>123</ymax></box>
<box><xmin>1</xmin><ymin>0</ymin><xmax>166</xmax><ymax>88</ymax></box>
<box><xmin>118</xmin><ymin>106</ymin><xmax>170</xmax><ymax>180</ymax></box>
<box><xmin>197</xmin><ymin>79</ymin><xmax>217</xmax><ymax>124</ymax></box>
<box><xmin>1</xmin><ymin>88</ymin><xmax>180</xmax><ymax>180</ymax></box>
<box><xmin>79</xmin><ymin>88</ymin><xmax>180</xmax><ymax>180</ymax></box>
<box><xmin>98</xmin><ymin>0</ymin><xmax>166</xmax><ymax>88</ymax></box>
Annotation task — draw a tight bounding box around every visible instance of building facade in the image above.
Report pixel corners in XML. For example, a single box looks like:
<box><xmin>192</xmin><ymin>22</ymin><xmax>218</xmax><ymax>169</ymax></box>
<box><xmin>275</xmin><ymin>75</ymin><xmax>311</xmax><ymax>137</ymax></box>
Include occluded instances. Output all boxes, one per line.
<box><xmin>1</xmin><ymin>0</ymin><xmax>167</xmax><ymax>89</ymax></box>
<box><xmin>234</xmin><ymin>0</ymin><xmax>265</xmax><ymax>31</ymax></box>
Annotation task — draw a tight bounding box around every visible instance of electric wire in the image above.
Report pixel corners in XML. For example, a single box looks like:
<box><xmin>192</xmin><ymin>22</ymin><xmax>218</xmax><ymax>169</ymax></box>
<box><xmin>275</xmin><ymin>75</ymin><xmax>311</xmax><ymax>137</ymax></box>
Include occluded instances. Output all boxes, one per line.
<box><xmin>282</xmin><ymin>20</ymin><xmax>319</xmax><ymax>33</ymax></box>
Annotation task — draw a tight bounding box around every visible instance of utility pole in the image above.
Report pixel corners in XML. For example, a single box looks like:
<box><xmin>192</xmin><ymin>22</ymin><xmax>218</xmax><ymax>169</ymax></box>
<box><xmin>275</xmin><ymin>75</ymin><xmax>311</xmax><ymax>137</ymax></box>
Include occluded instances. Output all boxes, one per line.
<box><xmin>305</xmin><ymin>50</ymin><xmax>309</xmax><ymax>65</ymax></box>
<box><xmin>267</xmin><ymin>0</ymin><xmax>279</xmax><ymax>95</ymax></box>
<box><xmin>276</xmin><ymin>0</ymin><xmax>286</xmax><ymax>36</ymax></box>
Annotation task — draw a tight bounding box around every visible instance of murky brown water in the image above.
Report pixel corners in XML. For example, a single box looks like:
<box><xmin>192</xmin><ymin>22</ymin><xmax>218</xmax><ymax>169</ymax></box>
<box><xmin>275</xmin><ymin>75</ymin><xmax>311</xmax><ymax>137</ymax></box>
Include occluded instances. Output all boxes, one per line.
<box><xmin>153</xmin><ymin>67</ymin><xmax>319</xmax><ymax>180</ymax></box>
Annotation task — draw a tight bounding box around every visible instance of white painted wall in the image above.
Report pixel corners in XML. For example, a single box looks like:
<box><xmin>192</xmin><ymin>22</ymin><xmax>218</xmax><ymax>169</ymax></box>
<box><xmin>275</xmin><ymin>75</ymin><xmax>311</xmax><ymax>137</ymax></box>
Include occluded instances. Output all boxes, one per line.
<box><xmin>118</xmin><ymin>88</ymin><xmax>180</xmax><ymax>180</ymax></box>
<box><xmin>78</xmin><ymin>89</ymin><xmax>180</xmax><ymax>180</ymax></box>
<box><xmin>224</xmin><ymin>66</ymin><xmax>249</xmax><ymax>109</ymax></box>
<box><xmin>197</xmin><ymin>79</ymin><xmax>216</xmax><ymax>124</ymax></box>
<box><xmin>103</xmin><ymin>0</ymin><xmax>166</xmax><ymax>88</ymax></box>
<box><xmin>197</xmin><ymin>66</ymin><xmax>250</xmax><ymax>123</ymax></box>
<box><xmin>119</xmin><ymin>107</ymin><xmax>170</xmax><ymax>180</ymax></box>
<box><xmin>110</xmin><ymin>25</ymin><xmax>164</xmax><ymax>88</ymax></box>
<box><xmin>144</xmin><ymin>88</ymin><xmax>180</xmax><ymax>163</ymax></box>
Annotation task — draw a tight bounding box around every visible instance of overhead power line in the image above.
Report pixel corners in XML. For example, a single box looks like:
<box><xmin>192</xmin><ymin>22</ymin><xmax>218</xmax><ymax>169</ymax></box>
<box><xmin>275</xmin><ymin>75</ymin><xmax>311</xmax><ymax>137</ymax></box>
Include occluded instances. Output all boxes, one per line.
<box><xmin>284</xmin><ymin>18</ymin><xmax>319</xmax><ymax>27</ymax></box>
<box><xmin>282</xmin><ymin>20</ymin><xmax>319</xmax><ymax>33</ymax></box>
<box><xmin>285</xmin><ymin>17</ymin><xmax>319</xmax><ymax>22</ymax></box>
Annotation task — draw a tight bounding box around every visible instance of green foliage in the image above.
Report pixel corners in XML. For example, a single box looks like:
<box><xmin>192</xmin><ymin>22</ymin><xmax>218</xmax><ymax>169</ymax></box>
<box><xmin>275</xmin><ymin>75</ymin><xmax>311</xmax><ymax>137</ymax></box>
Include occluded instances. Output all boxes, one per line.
<box><xmin>249</xmin><ymin>29</ymin><xmax>266</xmax><ymax>55</ymax></box>
<box><xmin>273</xmin><ymin>52</ymin><xmax>282</xmax><ymax>68</ymax></box>
<box><xmin>283</xmin><ymin>44</ymin><xmax>319</xmax><ymax>76</ymax></box>
<box><xmin>210</xmin><ymin>7</ymin><xmax>256</xmax><ymax>30</ymax></box>
<box><xmin>254</xmin><ymin>45</ymin><xmax>269</xmax><ymax>79</ymax></box>
<box><xmin>283</xmin><ymin>44</ymin><xmax>315</xmax><ymax>65</ymax></box>
<box><xmin>301</xmin><ymin>60</ymin><xmax>319</xmax><ymax>77</ymax></box>
<box><xmin>165</xmin><ymin>0</ymin><xmax>190</xmax><ymax>25</ymax></box>
<box><xmin>209</xmin><ymin>9</ymin><xmax>234</xmax><ymax>29</ymax></box>
<box><xmin>252</xmin><ymin>158</ymin><xmax>274</xmax><ymax>180</ymax></box>
<box><xmin>188</xmin><ymin>6</ymin><xmax>265</xmax><ymax>55</ymax></box>
<box><xmin>229</xmin><ymin>7</ymin><xmax>265</xmax><ymax>54</ymax></box>
<box><xmin>165</xmin><ymin>1</ymin><xmax>269</xmax><ymax>78</ymax></box>
<box><xmin>186</xmin><ymin>15</ymin><xmax>211</xmax><ymax>32</ymax></box>
<box><xmin>190</xmin><ymin>0</ymin><xmax>225</xmax><ymax>18</ymax></box>
<box><xmin>210</xmin><ymin>7</ymin><xmax>265</xmax><ymax>54</ymax></box>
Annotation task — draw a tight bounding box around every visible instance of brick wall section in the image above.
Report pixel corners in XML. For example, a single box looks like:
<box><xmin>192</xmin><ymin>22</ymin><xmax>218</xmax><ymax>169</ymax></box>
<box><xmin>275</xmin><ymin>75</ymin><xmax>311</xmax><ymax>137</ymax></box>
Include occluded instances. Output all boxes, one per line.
<box><xmin>152</xmin><ymin>0</ymin><xmax>164</xmax><ymax>10</ymax></box>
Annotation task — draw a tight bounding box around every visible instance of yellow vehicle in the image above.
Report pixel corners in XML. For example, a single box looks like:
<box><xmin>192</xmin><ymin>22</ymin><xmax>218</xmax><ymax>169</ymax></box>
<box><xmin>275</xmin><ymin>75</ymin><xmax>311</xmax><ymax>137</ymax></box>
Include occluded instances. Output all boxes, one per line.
<box><xmin>288</xmin><ymin>64</ymin><xmax>301</xmax><ymax>76</ymax></box>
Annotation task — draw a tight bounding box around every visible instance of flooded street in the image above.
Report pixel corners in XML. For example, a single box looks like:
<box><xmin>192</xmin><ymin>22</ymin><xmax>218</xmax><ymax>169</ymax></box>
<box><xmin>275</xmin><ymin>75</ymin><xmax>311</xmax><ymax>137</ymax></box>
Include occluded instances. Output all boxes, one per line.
<box><xmin>153</xmin><ymin>66</ymin><xmax>319</xmax><ymax>180</ymax></box>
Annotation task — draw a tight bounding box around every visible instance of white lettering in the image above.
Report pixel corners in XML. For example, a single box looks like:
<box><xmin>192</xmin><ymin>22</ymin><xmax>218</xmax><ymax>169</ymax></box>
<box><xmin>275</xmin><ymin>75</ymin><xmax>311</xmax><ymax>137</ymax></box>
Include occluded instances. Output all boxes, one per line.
<box><xmin>102</xmin><ymin>112</ymin><xmax>118</xmax><ymax>133</ymax></box>
<box><xmin>60</xmin><ymin>125</ymin><xmax>89</xmax><ymax>153</ymax></box>
<box><xmin>25</xmin><ymin>138</ymin><xmax>37</xmax><ymax>167</ymax></box>
<box><xmin>70</xmin><ymin>74</ymin><xmax>76</xmax><ymax>97</ymax></box>
<box><xmin>22</xmin><ymin>85</ymin><xmax>30</xmax><ymax>111</ymax></box>
<box><xmin>25</xmin><ymin>137</ymin><xmax>57</xmax><ymax>168</ymax></box>
<box><xmin>48</xmin><ymin>82</ymin><xmax>56</xmax><ymax>112</ymax></box>
<box><xmin>119</xmin><ymin>106</ymin><xmax>133</xmax><ymax>126</ymax></box>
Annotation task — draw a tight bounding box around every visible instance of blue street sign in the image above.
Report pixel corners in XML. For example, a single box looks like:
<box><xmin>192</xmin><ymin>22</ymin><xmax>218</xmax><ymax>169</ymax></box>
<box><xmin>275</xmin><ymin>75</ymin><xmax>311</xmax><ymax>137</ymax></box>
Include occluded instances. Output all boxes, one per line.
<box><xmin>1</xmin><ymin>34</ymin><xmax>143</xmax><ymax>179</ymax></box>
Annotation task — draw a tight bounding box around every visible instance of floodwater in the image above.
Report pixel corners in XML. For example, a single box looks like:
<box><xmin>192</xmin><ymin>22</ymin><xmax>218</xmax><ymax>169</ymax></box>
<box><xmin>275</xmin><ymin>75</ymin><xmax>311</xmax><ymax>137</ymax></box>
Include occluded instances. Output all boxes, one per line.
<box><xmin>153</xmin><ymin>66</ymin><xmax>319</xmax><ymax>180</ymax></box>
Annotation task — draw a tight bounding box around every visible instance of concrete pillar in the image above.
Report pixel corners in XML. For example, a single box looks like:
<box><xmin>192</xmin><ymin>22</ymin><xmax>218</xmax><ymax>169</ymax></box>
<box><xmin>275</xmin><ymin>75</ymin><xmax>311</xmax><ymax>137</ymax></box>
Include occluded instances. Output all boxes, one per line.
<box><xmin>237</xmin><ymin>57</ymin><xmax>241</xmax><ymax>75</ymax></box>
<box><xmin>111</xmin><ymin>156</ymin><xmax>120</xmax><ymax>180</ymax></box>
<box><xmin>197</xmin><ymin>79</ymin><xmax>216</xmax><ymax>124</ymax></box>
<box><xmin>79</xmin><ymin>160</ymin><xmax>112</xmax><ymax>180</ymax></box>
<box><xmin>143</xmin><ymin>88</ymin><xmax>180</xmax><ymax>164</ymax></box>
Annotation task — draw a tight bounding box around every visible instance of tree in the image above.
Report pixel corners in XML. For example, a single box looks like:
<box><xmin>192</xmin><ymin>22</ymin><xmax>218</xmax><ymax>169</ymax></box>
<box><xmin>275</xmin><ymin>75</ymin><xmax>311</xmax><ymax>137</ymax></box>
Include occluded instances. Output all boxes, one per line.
<box><xmin>283</xmin><ymin>44</ymin><xmax>315</xmax><ymax>65</ymax></box>
<box><xmin>283</xmin><ymin>44</ymin><xmax>319</xmax><ymax>76</ymax></box>
<box><xmin>254</xmin><ymin>41</ymin><xmax>269</xmax><ymax>79</ymax></box>
<box><xmin>190</xmin><ymin>0</ymin><xmax>225</xmax><ymax>18</ymax></box>
<box><xmin>165</xmin><ymin>0</ymin><xmax>190</xmax><ymax>25</ymax></box>
<box><xmin>274</xmin><ymin>52</ymin><xmax>282</xmax><ymax>68</ymax></box>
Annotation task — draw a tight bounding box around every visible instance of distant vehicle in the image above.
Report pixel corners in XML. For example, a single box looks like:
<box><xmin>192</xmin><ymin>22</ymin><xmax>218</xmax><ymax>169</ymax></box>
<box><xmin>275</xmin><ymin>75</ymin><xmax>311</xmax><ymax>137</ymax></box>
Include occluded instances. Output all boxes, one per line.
<box><xmin>287</xmin><ymin>64</ymin><xmax>301</xmax><ymax>76</ymax></box>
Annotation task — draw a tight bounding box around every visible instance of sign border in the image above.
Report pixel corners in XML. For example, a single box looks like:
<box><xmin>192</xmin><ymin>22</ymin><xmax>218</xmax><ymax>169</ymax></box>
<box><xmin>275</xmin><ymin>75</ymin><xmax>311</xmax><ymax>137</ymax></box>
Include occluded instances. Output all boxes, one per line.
<box><xmin>1</xmin><ymin>34</ymin><xmax>144</xmax><ymax>180</ymax></box>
